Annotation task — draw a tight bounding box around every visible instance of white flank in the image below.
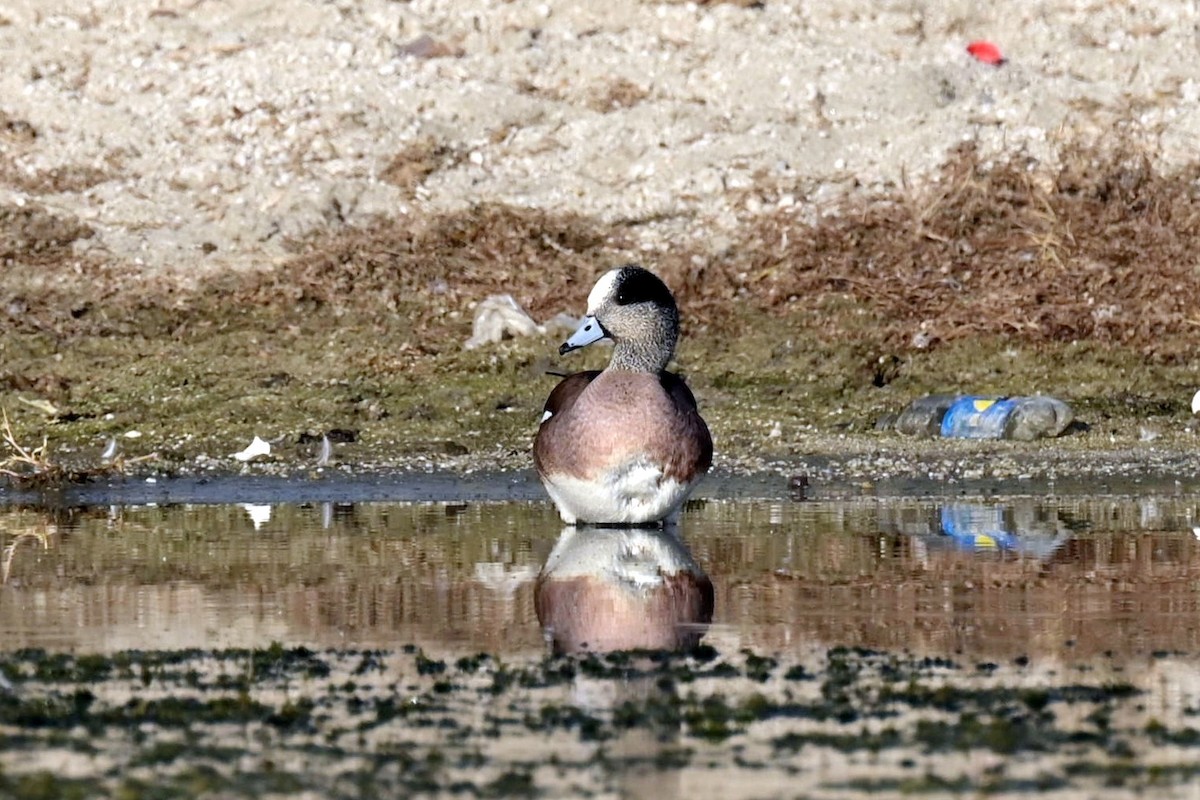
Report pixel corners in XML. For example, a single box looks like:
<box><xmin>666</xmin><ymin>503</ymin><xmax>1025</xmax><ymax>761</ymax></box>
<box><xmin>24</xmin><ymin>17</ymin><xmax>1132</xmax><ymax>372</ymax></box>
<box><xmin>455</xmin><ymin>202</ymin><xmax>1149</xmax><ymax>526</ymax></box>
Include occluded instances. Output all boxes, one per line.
<box><xmin>542</xmin><ymin>456</ymin><xmax>694</xmax><ymax>524</ymax></box>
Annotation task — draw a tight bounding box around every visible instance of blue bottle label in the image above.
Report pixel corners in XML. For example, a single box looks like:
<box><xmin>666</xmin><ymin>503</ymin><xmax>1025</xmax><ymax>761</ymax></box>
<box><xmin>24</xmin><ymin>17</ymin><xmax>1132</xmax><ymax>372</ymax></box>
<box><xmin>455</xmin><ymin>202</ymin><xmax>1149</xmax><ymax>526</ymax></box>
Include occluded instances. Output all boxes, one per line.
<box><xmin>939</xmin><ymin>505</ymin><xmax>1020</xmax><ymax>550</ymax></box>
<box><xmin>940</xmin><ymin>396</ymin><xmax>1017</xmax><ymax>438</ymax></box>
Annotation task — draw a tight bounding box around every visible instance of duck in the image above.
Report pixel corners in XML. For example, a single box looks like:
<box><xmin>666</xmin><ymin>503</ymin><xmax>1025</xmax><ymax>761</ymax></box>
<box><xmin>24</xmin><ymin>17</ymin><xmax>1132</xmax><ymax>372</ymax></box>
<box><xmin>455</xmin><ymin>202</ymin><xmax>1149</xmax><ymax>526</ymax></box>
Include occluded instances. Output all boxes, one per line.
<box><xmin>533</xmin><ymin>265</ymin><xmax>713</xmax><ymax>525</ymax></box>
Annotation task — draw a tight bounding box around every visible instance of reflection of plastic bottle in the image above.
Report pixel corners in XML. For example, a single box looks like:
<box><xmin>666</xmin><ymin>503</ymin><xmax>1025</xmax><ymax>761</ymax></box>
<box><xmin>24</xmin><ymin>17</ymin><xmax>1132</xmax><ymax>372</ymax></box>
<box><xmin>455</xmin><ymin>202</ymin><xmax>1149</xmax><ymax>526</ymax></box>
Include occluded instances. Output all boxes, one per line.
<box><xmin>939</xmin><ymin>396</ymin><xmax>1073</xmax><ymax>440</ymax></box>
<box><xmin>938</xmin><ymin>503</ymin><xmax>1070</xmax><ymax>559</ymax></box>
<box><xmin>939</xmin><ymin>505</ymin><xmax>1020</xmax><ymax>550</ymax></box>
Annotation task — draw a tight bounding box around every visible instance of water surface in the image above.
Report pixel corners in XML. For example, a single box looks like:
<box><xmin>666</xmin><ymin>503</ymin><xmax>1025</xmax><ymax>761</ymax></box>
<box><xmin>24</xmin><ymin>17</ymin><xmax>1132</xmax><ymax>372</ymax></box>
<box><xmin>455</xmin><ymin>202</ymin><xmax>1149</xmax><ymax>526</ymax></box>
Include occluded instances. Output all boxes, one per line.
<box><xmin>4</xmin><ymin>494</ymin><xmax>1199</xmax><ymax>660</ymax></box>
<box><xmin>8</xmin><ymin>491</ymin><xmax>1200</xmax><ymax>799</ymax></box>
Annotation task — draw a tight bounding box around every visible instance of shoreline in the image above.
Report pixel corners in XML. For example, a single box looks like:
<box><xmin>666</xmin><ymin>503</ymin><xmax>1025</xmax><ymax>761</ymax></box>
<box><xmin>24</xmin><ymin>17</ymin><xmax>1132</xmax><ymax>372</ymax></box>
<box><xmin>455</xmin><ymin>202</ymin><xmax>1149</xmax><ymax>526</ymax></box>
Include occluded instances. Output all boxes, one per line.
<box><xmin>5</xmin><ymin>439</ymin><xmax>1200</xmax><ymax>506</ymax></box>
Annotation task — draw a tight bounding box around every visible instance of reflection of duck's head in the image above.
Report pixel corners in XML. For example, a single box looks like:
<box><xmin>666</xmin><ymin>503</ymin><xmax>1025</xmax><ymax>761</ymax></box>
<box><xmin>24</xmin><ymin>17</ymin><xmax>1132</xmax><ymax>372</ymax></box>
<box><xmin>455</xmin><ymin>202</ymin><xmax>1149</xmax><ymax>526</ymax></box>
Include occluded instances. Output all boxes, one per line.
<box><xmin>535</xmin><ymin>526</ymin><xmax>713</xmax><ymax>654</ymax></box>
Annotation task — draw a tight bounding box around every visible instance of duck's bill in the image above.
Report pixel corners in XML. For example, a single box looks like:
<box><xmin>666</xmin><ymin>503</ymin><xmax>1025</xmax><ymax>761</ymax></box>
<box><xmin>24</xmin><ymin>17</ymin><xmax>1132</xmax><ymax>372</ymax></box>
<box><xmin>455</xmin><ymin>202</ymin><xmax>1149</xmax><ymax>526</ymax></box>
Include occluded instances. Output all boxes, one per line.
<box><xmin>560</xmin><ymin>315</ymin><xmax>607</xmax><ymax>355</ymax></box>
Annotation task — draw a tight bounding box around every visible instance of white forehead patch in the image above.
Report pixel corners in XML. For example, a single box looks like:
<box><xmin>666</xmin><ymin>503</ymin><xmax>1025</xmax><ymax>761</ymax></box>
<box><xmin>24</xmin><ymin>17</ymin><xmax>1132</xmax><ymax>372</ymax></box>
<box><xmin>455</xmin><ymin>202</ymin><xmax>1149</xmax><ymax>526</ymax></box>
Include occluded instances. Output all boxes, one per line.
<box><xmin>586</xmin><ymin>269</ymin><xmax>621</xmax><ymax>314</ymax></box>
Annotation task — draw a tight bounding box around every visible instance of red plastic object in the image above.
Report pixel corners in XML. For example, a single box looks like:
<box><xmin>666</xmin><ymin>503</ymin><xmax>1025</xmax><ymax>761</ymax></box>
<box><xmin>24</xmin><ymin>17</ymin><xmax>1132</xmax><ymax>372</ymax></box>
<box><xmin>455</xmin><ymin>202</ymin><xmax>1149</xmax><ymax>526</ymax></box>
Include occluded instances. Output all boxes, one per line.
<box><xmin>966</xmin><ymin>40</ymin><xmax>1006</xmax><ymax>66</ymax></box>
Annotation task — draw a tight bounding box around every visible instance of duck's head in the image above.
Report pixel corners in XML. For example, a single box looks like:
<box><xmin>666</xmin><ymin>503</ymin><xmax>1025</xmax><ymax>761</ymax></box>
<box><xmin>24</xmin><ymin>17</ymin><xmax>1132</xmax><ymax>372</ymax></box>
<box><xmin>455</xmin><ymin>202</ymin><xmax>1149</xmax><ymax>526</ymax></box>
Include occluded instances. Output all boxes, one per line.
<box><xmin>560</xmin><ymin>265</ymin><xmax>680</xmax><ymax>372</ymax></box>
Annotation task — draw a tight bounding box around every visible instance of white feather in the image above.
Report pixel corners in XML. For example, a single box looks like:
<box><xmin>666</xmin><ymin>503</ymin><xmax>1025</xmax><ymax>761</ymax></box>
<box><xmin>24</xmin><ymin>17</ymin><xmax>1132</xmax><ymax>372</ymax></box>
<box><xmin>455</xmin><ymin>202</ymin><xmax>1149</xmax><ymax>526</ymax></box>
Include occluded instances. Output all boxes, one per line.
<box><xmin>316</xmin><ymin>435</ymin><xmax>333</xmax><ymax>467</ymax></box>
<box><xmin>542</xmin><ymin>456</ymin><xmax>694</xmax><ymax>524</ymax></box>
<box><xmin>232</xmin><ymin>435</ymin><xmax>271</xmax><ymax>462</ymax></box>
<box><xmin>586</xmin><ymin>269</ymin><xmax>621</xmax><ymax>314</ymax></box>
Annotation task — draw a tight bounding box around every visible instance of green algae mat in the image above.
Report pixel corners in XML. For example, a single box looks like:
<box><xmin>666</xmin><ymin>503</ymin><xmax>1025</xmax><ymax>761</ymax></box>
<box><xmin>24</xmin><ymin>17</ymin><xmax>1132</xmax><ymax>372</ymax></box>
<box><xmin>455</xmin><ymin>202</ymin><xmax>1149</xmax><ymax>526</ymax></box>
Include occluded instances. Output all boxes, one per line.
<box><xmin>2</xmin><ymin>645</ymin><xmax>1193</xmax><ymax>799</ymax></box>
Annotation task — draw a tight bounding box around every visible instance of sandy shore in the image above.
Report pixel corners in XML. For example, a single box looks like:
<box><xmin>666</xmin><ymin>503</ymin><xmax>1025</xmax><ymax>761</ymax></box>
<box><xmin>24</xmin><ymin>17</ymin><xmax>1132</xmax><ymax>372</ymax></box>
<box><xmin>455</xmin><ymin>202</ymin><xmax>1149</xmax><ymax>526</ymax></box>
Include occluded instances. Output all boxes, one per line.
<box><xmin>2</xmin><ymin>0</ymin><xmax>1196</xmax><ymax>277</ymax></box>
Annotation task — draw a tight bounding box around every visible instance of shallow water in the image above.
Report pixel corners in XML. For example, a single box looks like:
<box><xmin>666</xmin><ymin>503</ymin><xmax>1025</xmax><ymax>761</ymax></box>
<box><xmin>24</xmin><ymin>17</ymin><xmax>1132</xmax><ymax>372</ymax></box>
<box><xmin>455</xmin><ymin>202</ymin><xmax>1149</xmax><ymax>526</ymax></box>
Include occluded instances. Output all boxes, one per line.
<box><xmin>7</xmin><ymin>489</ymin><xmax>1200</xmax><ymax>798</ymax></box>
<box><xmin>4</xmin><ymin>492</ymin><xmax>1200</xmax><ymax>660</ymax></box>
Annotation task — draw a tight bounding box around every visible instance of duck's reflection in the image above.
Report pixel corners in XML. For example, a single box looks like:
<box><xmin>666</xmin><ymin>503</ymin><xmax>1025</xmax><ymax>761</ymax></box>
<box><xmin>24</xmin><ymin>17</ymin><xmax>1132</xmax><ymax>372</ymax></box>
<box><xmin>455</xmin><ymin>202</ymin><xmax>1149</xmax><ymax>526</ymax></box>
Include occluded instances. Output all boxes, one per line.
<box><xmin>535</xmin><ymin>525</ymin><xmax>713</xmax><ymax>654</ymax></box>
<box><xmin>534</xmin><ymin>525</ymin><xmax>712</xmax><ymax>799</ymax></box>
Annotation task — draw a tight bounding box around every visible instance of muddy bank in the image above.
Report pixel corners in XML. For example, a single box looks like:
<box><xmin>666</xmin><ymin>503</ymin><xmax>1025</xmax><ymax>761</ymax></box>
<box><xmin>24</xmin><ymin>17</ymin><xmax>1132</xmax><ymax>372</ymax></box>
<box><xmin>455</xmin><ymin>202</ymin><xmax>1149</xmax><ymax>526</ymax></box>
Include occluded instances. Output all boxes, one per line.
<box><xmin>6</xmin><ymin>450</ymin><xmax>1200</xmax><ymax>507</ymax></box>
<box><xmin>5</xmin><ymin>145</ymin><xmax>1200</xmax><ymax>489</ymax></box>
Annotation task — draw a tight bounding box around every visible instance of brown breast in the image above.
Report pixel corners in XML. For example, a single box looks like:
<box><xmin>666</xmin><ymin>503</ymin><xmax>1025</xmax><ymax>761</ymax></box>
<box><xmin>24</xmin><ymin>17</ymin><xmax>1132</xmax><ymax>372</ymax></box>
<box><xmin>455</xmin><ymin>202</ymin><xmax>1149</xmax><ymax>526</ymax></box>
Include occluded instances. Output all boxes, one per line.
<box><xmin>534</xmin><ymin>370</ymin><xmax>712</xmax><ymax>483</ymax></box>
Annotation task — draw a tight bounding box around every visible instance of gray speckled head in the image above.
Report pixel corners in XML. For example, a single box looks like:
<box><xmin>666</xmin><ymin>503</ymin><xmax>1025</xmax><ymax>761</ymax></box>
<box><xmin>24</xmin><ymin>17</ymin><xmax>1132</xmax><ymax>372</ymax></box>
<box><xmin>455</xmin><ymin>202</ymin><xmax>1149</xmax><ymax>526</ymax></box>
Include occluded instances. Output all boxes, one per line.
<box><xmin>564</xmin><ymin>265</ymin><xmax>679</xmax><ymax>372</ymax></box>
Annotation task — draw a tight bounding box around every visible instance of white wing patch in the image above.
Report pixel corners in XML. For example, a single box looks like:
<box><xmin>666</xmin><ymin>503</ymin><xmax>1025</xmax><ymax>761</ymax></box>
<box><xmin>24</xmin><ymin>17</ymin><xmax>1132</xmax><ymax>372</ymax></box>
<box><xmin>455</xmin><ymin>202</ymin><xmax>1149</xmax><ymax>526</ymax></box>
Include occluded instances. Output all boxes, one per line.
<box><xmin>540</xmin><ymin>410</ymin><xmax>554</xmax><ymax>424</ymax></box>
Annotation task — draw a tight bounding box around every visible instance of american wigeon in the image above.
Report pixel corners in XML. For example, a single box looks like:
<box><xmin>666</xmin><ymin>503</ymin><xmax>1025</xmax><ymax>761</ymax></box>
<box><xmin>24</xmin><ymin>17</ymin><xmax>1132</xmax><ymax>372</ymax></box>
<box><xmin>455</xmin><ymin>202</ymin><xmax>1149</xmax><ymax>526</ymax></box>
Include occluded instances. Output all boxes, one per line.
<box><xmin>533</xmin><ymin>265</ymin><xmax>713</xmax><ymax>524</ymax></box>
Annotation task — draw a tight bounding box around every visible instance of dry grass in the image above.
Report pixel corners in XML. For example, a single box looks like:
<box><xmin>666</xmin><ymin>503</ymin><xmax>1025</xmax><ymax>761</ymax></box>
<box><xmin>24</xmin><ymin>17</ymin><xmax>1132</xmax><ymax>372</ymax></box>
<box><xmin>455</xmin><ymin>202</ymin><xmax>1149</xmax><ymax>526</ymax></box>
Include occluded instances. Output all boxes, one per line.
<box><xmin>0</xmin><ymin>162</ymin><xmax>112</xmax><ymax>194</ymax></box>
<box><xmin>379</xmin><ymin>137</ymin><xmax>464</xmax><ymax>194</ymax></box>
<box><xmin>237</xmin><ymin>204</ymin><xmax>618</xmax><ymax>331</ymax></box>
<box><xmin>0</xmin><ymin>110</ymin><xmax>37</xmax><ymax>144</ymax></box>
<box><xmin>3</xmin><ymin>139</ymin><xmax>1200</xmax><ymax>365</ymax></box>
<box><xmin>0</xmin><ymin>408</ymin><xmax>62</xmax><ymax>485</ymax></box>
<box><xmin>586</xmin><ymin>78</ymin><xmax>651</xmax><ymax>112</ymax></box>
<box><xmin>0</xmin><ymin>409</ymin><xmax>155</xmax><ymax>488</ymax></box>
<box><xmin>0</xmin><ymin>201</ymin><xmax>94</xmax><ymax>263</ymax></box>
<box><xmin>700</xmin><ymin>141</ymin><xmax>1200</xmax><ymax>360</ymax></box>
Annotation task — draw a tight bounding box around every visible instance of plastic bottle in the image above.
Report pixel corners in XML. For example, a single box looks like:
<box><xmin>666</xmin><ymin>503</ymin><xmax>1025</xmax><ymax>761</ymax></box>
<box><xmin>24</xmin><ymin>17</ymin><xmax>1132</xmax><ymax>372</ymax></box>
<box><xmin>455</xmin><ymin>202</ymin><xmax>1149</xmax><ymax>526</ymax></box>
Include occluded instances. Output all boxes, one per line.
<box><xmin>890</xmin><ymin>394</ymin><xmax>961</xmax><ymax>437</ymax></box>
<box><xmin>939</xmin><ymin>395</ymin><xmax>1073</xmax><ymax>440</ymax></box>
<box><xmin>883</xmin><ymin>394</ymin><xmax>1074</xmax><ymax>439</ymax></box>
<box><xmin>939</xmin><ymin>397</ymin><xmax>1018</xmax><ymax>438</ymax></box>
<box><xmin>1003</xmin><ymin>396</ymin><xmax>1075</xmax><ymax>441</ymax></box>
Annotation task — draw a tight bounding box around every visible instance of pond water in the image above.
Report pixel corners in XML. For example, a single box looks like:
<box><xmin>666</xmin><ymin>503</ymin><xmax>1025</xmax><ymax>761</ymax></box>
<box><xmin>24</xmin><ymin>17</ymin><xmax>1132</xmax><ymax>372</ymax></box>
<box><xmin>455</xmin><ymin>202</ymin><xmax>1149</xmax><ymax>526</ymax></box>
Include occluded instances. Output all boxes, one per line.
<box><xmin>4</xmin><ymin>492</ymin><xmax>1199</xmax><ymax>660</ymax></box>
<box><xmin>6</xmin><ymin>489</ymin><xmax>1200</xmax><ymax>798</ymax></box>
